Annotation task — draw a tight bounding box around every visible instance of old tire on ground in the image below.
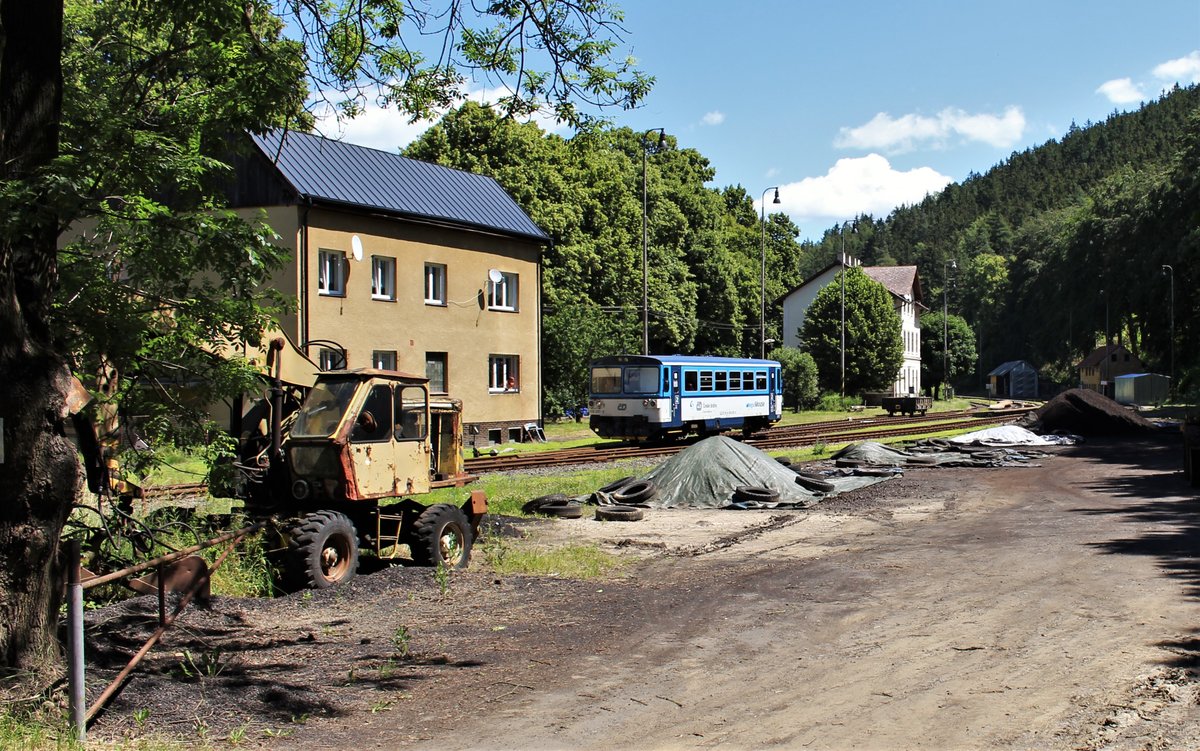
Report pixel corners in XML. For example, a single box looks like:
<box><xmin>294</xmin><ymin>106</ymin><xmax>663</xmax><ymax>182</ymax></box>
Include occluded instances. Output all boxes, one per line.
<box><xmin>522</xmin><ymin>493</ymin><xmax>571</xmax><ymax>514</ymax></box>
<box><xmin>594</xmin><ymin>505</ymin><xmax>645</xmax><ymax>522</ymax></box>
<box><xmin>598</xmin><ymin>476</ymin><xmax>637</xmax><ymax>494</ymax></box>
<box><xmin>287</xmin><ymin>510</ymin><xmax>360</xmax><ymax>590</ymax></box>
<box><xmin>611</xmin><ymin>480</ymin><xmax>656</xmax><ymax>505</ymax></box>
<box><xmin>793</xmin><ymin>472</ymin><xmax>836</xmax><ymax>493</ymax></box>
<box><xmin>733</xmin><ymin>485</ymin><xmax>781</xmax><ymax>504</ymax></box>
<box><xmin>538</xmin><ymin>500</ymin><xmax>585</xmax><ymax>519</ymax></box>
<box><xmin>411</xmin><ymin>504</ymin><xmax>473</xmax><ymax>569</ymax></box>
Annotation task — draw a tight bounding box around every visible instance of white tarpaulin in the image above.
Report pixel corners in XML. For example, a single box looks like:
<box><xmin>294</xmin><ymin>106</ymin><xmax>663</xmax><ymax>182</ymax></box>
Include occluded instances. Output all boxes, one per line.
<box><xmin>948</xmin><ymin>425</ymin><xmax>1080</xmax><ymax>446</ymax></box>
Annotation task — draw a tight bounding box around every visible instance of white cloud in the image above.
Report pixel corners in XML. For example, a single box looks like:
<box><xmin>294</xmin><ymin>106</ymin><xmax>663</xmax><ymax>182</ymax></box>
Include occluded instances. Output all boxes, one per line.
<box><xmin>835</xmin><ymin>106</ymin><xmax>1026</xmax><ymax>153</ymax></box>
<box><xmin>760</xmin><ymin>154</ymin><xmax>952</xmax><ymax>229</ymax></box>
<box><xmin>1153</xmin><ymin>50</ymin><xmax>1200</xmax><ymax>84</ymax></box>
<box><xmin>313</xmin><ymin>84</ymin><xmax>565</xmax><ymax>152</ymax></box>
<box><xmin>1096</xmin><ymin>77</ymin><xmax>1145</xmax><ymax>105</ymax></box>
<box><xmin>700</xmin><ymin>110</ymin><xmax>726</xmax><ymax>126</ymax></box>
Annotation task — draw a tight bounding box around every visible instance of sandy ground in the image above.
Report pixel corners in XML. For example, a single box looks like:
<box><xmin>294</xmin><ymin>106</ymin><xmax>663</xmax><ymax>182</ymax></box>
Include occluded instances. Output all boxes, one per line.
<box><xmin>87</xmin><ymin>434</ymin><xmax>1200</xmax><ymax>750</ymax></box>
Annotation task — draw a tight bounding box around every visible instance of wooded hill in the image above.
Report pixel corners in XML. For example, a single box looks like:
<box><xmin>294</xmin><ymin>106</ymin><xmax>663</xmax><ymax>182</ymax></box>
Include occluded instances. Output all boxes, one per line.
<box><xmin>812</xmin><ymin>83</ymin><xmax>1199</xmax><ymax>392</ymax></box>
<box><xmin>406</xmin><ymin>86</ymin><xmax>1199</xmax><ymax>408</ymax></box>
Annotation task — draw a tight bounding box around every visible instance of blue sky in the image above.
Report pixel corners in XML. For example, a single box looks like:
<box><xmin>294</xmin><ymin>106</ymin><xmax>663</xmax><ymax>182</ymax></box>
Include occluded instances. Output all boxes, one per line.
<box><xmin>323</xmin><ymin>0</ymin><xmax>1200</xmax><ymax>241</ymax></box>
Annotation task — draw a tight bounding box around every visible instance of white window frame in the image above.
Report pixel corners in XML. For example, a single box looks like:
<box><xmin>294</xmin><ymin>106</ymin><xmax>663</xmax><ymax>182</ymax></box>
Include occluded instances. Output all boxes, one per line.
<box><xmin>487</xmin><ymin>272</ymin><xmax>518</xmax><ymax>312</ymax></box>
<box><xmin>372</xmin><ymin>350</ymin><xmax>397</xmax><ymax>370</ymax></box>
<box><xmin>318</xmin><ymin>348</ymin><xmax>345</xmax><ymax>370</ymax></box>
<box><xmin>317</xmin><ymin>250</ymin><xmax>346</xmax><ymax>297</ymax></box>
<box><xmin>488</xmin><ymin>355</ymin><xmax>519</xmax><ymax>393</ymax></box>
<box><xmin>425</xmin><ymin>263</ymin><xmax>447</xmax><ymax>305</ymax></box>
<box><xmin>371</xmin><ymin>256</ymin><xmax>396</xmax><ymax>301</ymax></box>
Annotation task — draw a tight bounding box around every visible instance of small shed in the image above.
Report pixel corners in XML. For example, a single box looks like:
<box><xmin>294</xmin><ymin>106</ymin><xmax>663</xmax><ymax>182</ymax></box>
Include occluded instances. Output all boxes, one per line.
<box><xmin>987</xmin><ymin>360</ymin><xmax>1039</xmax><ymax>399</ymax></box>
<box><xmin>1114</xmin><ymin>373</ymin><xmax>1170</xmax><ymax>406</ymax></box>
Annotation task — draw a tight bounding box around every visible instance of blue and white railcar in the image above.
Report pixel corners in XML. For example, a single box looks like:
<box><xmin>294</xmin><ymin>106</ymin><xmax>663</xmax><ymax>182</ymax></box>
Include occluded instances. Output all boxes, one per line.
<box><xmin>588</xmin><ymin>355</ymin><xmax>783</xmax><ymax>441</ymax></box>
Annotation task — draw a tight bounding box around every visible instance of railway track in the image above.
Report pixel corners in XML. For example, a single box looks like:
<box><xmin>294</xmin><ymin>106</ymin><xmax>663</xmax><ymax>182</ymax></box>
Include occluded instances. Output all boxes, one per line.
<box><xmin>463</xmin><ymin>407</ymin><xmax>1033</xmax><ymax>473</ymax></box>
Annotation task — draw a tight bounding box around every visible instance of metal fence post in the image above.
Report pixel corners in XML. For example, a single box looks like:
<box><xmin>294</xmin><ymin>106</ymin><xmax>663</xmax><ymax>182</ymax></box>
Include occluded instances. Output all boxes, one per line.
<box><xmin>66</xmin><ymin>538</ymin><xmax>86</xmax><ymax>744</ymax></box>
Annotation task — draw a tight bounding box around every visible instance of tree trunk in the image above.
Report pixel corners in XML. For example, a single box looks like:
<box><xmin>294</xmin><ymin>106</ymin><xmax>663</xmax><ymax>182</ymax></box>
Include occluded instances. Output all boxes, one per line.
<box><xmin>0</xmin><ymin>0</ymin><xmax>74</xmax><ymax>687</ymax></box>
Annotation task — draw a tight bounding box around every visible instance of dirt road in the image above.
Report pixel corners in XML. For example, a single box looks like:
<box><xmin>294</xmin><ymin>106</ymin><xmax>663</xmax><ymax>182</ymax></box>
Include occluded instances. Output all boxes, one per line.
<box><xmin>89</xmin><ymin>435</ymin><xmax>1200</xmax><ymax>750</ymax></box>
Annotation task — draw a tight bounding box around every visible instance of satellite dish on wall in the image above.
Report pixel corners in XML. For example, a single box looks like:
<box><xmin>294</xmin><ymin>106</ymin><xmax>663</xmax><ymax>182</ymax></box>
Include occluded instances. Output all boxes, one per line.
<box><xmin>487</xmin><ymin>268</ymin><xmax>503</xmax><ymax>284</ymax></box>
<box><xmin>351</xmin><ymin>235</ymin><xmax>364</xmax><ymax>261</ymax></box>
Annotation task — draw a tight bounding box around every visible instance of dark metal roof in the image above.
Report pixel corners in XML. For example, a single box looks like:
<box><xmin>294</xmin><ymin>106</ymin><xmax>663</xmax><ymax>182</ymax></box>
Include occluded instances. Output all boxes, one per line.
<box><xmin>249</xmin><ymin>129</ymin><xmax>548</xmax><ymax>243</ymax></box>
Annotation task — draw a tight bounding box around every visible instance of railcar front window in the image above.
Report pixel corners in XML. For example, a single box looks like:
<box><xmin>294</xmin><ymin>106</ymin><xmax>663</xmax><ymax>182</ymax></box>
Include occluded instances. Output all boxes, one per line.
<box><xmin>592</xmin><ymin>367</ymin><xmax>622</xmax><ymax>394</ymax></box>
<box><xmin>623</xmin><ymin>366</ymin><xmax>660</xmax><ymax>395</ymax></box>
<box><xmin>292</xmin><ymin>380</ymin><xmax>358</xmax><ymax>437</ymax></box>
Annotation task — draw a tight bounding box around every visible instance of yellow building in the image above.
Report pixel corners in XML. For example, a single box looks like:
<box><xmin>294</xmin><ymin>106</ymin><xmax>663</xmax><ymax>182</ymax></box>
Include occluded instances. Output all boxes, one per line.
<box><xmin>1076</xmin><ymin>344</ymin><xmax>1144</xmax><ymax>399</ymax></box>
<box><xmin>231</xmin><ymin>130</ymin><xmax>548</xmax><ymax>447</ymax></box>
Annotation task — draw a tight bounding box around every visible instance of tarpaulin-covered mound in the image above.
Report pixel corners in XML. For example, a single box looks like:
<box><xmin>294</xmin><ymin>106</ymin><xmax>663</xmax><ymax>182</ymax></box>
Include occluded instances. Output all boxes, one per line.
<box><xmin>631</xmin><ymin>436</ymin><xmax>890</xmax><ymax>509</ymax></box>
<box><xmin>1019</xmin><ymin>388</ymin><xmax>1157</xmax><ymax>435</ymax></box>
<box><xmin>833</xmin><ymin>440</ymin><xmax>1043</xmax><ymax>468</ymax></box>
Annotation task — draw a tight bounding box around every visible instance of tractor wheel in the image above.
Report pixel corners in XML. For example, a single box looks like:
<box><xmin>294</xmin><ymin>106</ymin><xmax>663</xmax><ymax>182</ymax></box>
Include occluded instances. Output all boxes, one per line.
<box><xmin>411</xmin><ymin>504</ymin><xmax>473</xmax><ymax>569</ymax></box>
<box><xmin>286</xmin><ymin>511</ymin><xmax>359</xmax><ymax>590</ymax></box>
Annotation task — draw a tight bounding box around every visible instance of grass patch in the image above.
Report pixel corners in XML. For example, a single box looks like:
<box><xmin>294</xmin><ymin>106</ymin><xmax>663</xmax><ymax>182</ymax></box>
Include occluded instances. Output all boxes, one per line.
<box><xmin>423</xmin><ymin>463</ymin><xmax>648</xmax><ymax>518</ymax></box>
<box><xmin>480</xmin><ymin>535</ymin><xmax>623</xmax><ymax>579</ymax></box>
<box><xmin>0</xmin><ymin>711</ymin><xmax>77</xmax><ymax>751</ymax></box>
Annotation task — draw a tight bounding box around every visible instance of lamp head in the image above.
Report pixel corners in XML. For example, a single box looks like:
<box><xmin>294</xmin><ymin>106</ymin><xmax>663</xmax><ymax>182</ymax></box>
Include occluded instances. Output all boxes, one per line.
<box><xmin>949</xmin><ymin>259</ymin><xmax>957</xmax><ymax>271</ymax></box>
<box><xmin>657</xmin><ymin>130</ymin><xmax>666</xmax><ymax>148</ymax></box>
<box><xmin>772</xmin><ymin>188</ymin><xmax>781</xmax><ymax>205</ymax></box>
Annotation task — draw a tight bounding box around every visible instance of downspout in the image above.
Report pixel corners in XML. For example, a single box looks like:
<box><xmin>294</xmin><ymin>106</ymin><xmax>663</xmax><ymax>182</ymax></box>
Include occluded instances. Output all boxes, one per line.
<box><xmin>538</xmin><ymin>240</ymin><xmax>549</xmax><ymax>429</ymax></box>
<box><xmin>299</xmin><ymin>198</ymin><xmax>312</xmax><ymax>348</ymax></box>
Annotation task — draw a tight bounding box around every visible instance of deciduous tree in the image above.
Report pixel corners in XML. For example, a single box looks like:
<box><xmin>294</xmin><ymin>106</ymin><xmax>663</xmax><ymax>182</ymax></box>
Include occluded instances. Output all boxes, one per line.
<box><xmin>800</xmin><ymin>268</ymin><xmax>903</xmax><ymax>396</ymax></box>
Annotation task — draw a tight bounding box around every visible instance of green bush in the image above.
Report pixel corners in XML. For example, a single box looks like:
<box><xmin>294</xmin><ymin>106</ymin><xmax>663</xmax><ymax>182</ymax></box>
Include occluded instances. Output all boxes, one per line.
<box><xmin>769</xmin><ymin>346</ymin><xmax>819</xmax><ymax>410</ymax></box>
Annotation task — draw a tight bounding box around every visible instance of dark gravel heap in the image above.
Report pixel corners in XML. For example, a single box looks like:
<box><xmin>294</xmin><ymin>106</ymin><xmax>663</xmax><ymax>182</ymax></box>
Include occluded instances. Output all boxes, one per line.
<box><xmin>1021</xmin><ymin>388</ymin><xmax>1158</xmax><ymax>435</ymax></box>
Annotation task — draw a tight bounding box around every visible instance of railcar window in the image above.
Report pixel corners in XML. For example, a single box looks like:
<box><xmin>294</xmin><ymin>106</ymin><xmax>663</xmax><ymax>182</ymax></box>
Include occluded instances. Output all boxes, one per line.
<box><xmin>592</xmin><ymin>367</ymin><xmax>622</xmax><ymax>394</ymax></box>
<box><xmin>715</xmin><ymin>372</ymin><xmax>727</xmax><ymax>391</ymax></box>
<box><xmin>756</xmin><ymin>371</ymin><xmax>768</xmax><ymax>390</ymax></box>
<box><xmin>699</xmin><ymin>371</ymin><xmax>713</xmax><ymax>391</ymax></box>
<box><xmin>623</xmin><ymin>366</ymin><xmax>660</xmax><ymax>395</ymax></box>
<box><xmin>684</xmin><ymin>371</ymin><xmax>698</xmax><ymax>392</ymax></box>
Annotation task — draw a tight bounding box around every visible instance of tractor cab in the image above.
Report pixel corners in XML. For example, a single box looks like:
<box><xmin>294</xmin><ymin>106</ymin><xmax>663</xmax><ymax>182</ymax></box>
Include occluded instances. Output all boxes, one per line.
<box><xmin>285</xmin><ymin>369</ymin><xmax>469</xmax><ymax>506</ymax></box>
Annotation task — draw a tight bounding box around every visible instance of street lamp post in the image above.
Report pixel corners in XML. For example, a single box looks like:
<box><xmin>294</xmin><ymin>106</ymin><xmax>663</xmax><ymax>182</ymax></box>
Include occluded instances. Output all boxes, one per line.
<box><xmin>1162</xmin><ymin>264</ymin><xmax>1174</xmax><ymax>388</ymax></box>
<box><xmin>1100</xmin><ymin>287</ymin><xmax>1110</xmax><ymax>397</ymax></box>
<box><xmin>642</xmin><ymin>128</ymin><xmax>665</xmax><ymax>355</ymax></box>
<box><xmin>839</xmin><ymin>221</ymin><xmax>855</xmax><ymax>398</ymax></box>
<box><xmin>760</xmin><ymin>186</ymin><xmax>780</xmax><ymax>358</ymax></box>
<box><xmin>943</xmin><ymin>259</ymin><xmax>957</xmax><ymax>400</ymax></box>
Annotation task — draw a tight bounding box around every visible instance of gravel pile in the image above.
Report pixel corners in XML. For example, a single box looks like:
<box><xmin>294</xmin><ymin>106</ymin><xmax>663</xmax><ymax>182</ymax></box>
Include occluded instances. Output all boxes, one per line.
<box><xmin>1020</xmin><ymin>388</ymin><xmax>1158</xmax><ymax>435</ymax></box>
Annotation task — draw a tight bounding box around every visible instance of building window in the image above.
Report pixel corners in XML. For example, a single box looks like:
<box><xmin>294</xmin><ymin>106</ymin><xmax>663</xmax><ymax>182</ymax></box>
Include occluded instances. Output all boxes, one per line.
<box><xmin>318</xmin><ymin>347</ymin><xmax>345</xmax><ymax>371</ymax></box>
<box><xmin>371</xmin><ymin>256</ymin><xmax>396</xmax><ymax>301</ymax></box>
<box><xmin>372</xmin><ymin>350</ymin><xmax>397</xmax><ymax>370</ymax></box>
<box><xmin>487</xmin><ymin>271</ymin><xmax>518</xmax><ymax>311</ymax></box>
<box><xmin>426</xmin><ymin>352</ymin><xmax>448</xmax><ymax>393</ymax></box>
<box><xmin>425</xmin><ymin>263</ymin><xmax>446</xmax><ymax>305</ymax></box>
<box><xmin>318</xmin><ymin>250</ymin><xmax>346</xmax><ymax>296</ymax></box>
<box><xmin>489</xmin><ymin>355</ymin><xmax>519</xmax><ymax>393</ymax></box>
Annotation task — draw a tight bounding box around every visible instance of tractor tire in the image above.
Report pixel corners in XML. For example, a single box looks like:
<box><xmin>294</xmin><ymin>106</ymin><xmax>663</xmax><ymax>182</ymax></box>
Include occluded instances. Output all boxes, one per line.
<box><xmin>793</xmin><ymin>472</ymin><xmax>836</xmax><ymax>493</ymax></box>
<box><xmin>522</xmin><ymin>493</ymin><xmax>571</xmax><ymax>515</ymax></box>
<box><xmin>286</xmin><ymin>511</ymin><xmax>360</xmax><ymax>590</ymax></box>
<box><xmin>594</xmin><ymin>505</ymin><xmax>645</xmax><ymax>522</ymax></box>
<box><xmin>411</xmin><ymin>504</ymin><xmax>473</xmax><ymax>569</ymax></box>
<box><xmin>534</xmin><ymin>499</ymin><xmax>585</xmax><ymax>519</ymax></box>
<box><xmin>598</xmin><ymin>476</ymin><xmax>637</xmax><ymax>494</ymax></box>
<box><xmin>611</xmin><ymin>480</ymin><xmax>656</xmax><ymax>505</ymax></box>
<box><xmin>732</xmin><ymin>485</ymin><xmax>781</xmax><ymax>504</ymax></box>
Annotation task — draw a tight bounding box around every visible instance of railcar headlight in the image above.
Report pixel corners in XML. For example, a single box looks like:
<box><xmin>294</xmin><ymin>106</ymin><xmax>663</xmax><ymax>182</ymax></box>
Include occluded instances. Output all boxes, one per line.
<box><xmin>642</xmin><ymin>398</ymin><xmax>658</xmax><ymax>408</ymax></box>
